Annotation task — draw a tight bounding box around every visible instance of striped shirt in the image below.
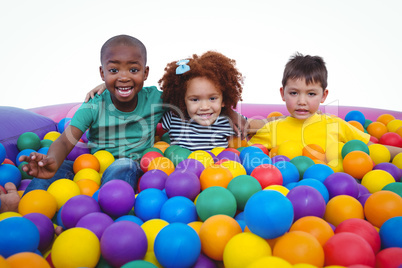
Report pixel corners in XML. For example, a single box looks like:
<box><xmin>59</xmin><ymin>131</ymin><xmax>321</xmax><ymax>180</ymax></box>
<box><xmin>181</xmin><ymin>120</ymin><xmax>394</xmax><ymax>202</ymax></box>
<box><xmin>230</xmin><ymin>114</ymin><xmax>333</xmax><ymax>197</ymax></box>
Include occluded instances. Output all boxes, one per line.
<box><xmin>161</xmin><ymin>111</ymin><xmax>236</xmax><ymax>151</ymax></box>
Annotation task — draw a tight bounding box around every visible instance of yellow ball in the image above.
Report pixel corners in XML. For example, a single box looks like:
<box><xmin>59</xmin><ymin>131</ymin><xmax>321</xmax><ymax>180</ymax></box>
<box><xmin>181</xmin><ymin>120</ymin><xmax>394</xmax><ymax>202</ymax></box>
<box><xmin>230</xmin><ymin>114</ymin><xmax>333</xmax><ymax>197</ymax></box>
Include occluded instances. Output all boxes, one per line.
<box><xmin>43</xmin><ymin>131</ymin><xmax>61</xmax><ymax>141</ymax></box>
<box><xmin>153</xmin><ymin>141</ymin><xmax>170</xmax><ymax>153</ymax></box>
<box><xmin>326</xmin><ymin>142</ymin><xmax>344</xmax><ymax>163</ymax></box>
<box><xmin>210</xmin><ymin>147</ymin><xmax>226</xmax><ymax>156</ymax></box>
<box><xmin>93</xmin><ymin>150</ymin><xmax>115</xmax><ymax>174</ymax></box>
<box><xmin>327</xmin><ymin>158</ymin><xmax>344</xmax><ymax>173</ymax></box>
<box><xmin>219</xmin><ymin>160</ymin><xmax>247</xmax><ymax>178</ymax></box>
<box><xmin>187</xmin><ymin>221</ymin><xmax>203</xmax><ymax>235</ymax></box>
<box><xmin>188</xmin><ymin>150</ymin><xmax>214</xmax><ymax>168</ymax></box>
<box><xmin>0</xmin><ymin>212</ymin><xmax>22</xmax><ymax>221</ymax></box>
<box><xmin>47</xmin><ymin>178</ymin><xmax>81</xmax><ymax>210</ymax></box>
<box><xmin>143</xmin><ymin>251</ymin><xmax>163</xmax><ymax>268</ymax></box>
<box><xmin>18</xmin><ymin>189</ymin><xmax>57</xmax><ymax>219</ymax></box>
<box><xmin>277</xmin><ymin>140</ymin><xmax>303</xmax><ymax>160</ymax></box>
<box><xmin>392</xmin><ymin>152</ymin><xmax>402</xmax><ymax>169</ymax></box>
<box><xmin>369</xmin><ymin>143</ymin><xmax>391</xmax><ymax>165</ymax></box>
<box><xmin>387</xmin><ymin>119</ymin><xmax>402</xmax><ymax>132</ymax></box>
<box><xmin>294</xmin><ymin>264</ymin><xmax>323</xmax><ymax>268</ymax></box>
<box><xmin>141</xmin><ymin>219</ymin><xmax>169</xmax><ymax>252</ymax></box>
<box><xmin>223</xmin><ymin>232</ymin><xmax>272</xmax><ymax>268</ymax></box>
<box><xmin>51</xmin><ymin>227</ymin><xmax>100</xmax><ymax>268</ymax></box>
<box><xmin>247</xmin><ymin>256</ymin><xmax>292</xmax><ymax>268</ymax></box>
<box><xmin>148</xmin><ymin>157</ymin><xmax>175</xmax><ymax>175</ymax></box>
<box><xmin>264</xmin><ymin>185</ymin><xmax>289</xmax><ymax>196</ymax></box>
<box><xmin>361</xmin><ymin>170</ymin><xmax>395</xmax><ymax>193</ymax></box>
<box><xmin>73</xmin><ymin>168</ymin><xmax>101</xmax><ymax>185</ymax></box>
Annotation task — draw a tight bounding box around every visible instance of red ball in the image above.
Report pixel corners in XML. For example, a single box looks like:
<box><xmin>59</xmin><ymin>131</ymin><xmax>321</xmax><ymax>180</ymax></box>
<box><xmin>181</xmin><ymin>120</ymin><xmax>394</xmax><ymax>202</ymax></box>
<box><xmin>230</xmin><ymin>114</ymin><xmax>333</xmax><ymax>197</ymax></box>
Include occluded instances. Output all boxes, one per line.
<box><xmin>222</xmin><ymin>148</ymin><xmax>240</xmax><ymax>156</ymax></box>
<box><xmin>2</xmin><ymin>158</ymin><xmax>15</xmax><ymax>165</ymax></box>
<box><xmin>140</xmin><ymin>151</ymin><xmax>163</xmax><ymax>173</ymax></box>
<box><xmin>323</xmin><ymin>232</ymin><xmax>375</xmax><ymax>267</ymax></box>
<box><xmin>251</xmin><ymin>144</ymin><xmax>269</xmax><ymax>155</ymax></box>
<box><xmin>375</xmin><ymin>247</ymin><xmax>402</xmax><ymax>268</ymax></box>
<box><xmin>250</xmin><ymin>164</ymin><xmax>283</xmax><ymax>189</ymax></box>
<box><xmin>369</xmin><ymin>135</ymin><xmax>379</xmax><ymax>143</ymax></box>
<box><xmin>379</xmin><ymin>132</ymin><xmax>402</xmax><ymax>147</ymax></box>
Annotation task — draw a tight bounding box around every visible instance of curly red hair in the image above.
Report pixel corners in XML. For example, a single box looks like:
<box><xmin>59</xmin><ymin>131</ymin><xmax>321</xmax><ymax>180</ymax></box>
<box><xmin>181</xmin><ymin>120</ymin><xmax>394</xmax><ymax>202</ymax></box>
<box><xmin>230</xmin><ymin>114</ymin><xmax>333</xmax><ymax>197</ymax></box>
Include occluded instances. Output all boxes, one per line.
<box><xmin>158</xmin><ymin>51</ymin><xmax>244</xmax><ymax>117</ymax></box>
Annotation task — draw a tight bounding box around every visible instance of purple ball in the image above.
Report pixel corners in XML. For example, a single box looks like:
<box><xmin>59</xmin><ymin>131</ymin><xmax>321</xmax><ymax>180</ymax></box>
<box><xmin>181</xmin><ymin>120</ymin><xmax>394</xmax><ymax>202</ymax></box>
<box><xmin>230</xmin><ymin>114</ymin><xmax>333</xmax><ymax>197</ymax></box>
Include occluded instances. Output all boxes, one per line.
<box><xmin>98</xmin><ymin>180</ymin><xmax>135</xmax><ymax>218</ymax></box>
<box><xmin>217</xmin><ymin>151</ymin><xmax>241</xmax><ymax>163</ymax></box>
<box><xmin>271</xmin><ymin>155</ymin><xmax>290</xmax><ymax>163</ymax></box>
<box><xmin>286</xmin><ymin>185</ymin><xmax>326</xmax><ymax>221</ymax></box>
<box><xmin>323</xmin><ymin>172</ymin><xmax>359</xmax><ymax>199</ymax></box>
<box><xmin>23</xmin><ymin>212</ymin><xmax>55</xmax><ymax>251</ymax></box>
<box><xmin>101</xmin><ymin>221</ymin><xmax>147</xmax><ymax>267</ymax></box>
<box><xmin>76</xmin><ymin>212</ymin><xmax>114</xmax><ymax>240</ymax></box>
<box><xmin>206</xmin><ymin>151</ymin><xmax>218</xmax><ymax>163</ymax></box>
<box><xmin>66</xmin><ymin>141</ymin><xmax>90</xmax><ymax>161</ymax></box>
<box><xmin>193</xmin><ymin>253</ymin><xmax>217</xmax><ymax>268</ymax></box>
<box><xmin>358</xmin><ymin>193</ymin><xmax>371</xmax><ymax>207</ymax></box>
<box><xmin>357</xmin><ymin>183</ymin><xmax>370</xmax><ymax>197</ymax></box>
<box><xmin>18</xmin><ymin>179</ymin><xmax>32</xmax><ymax>191</ymax></box>
<box><xmin>373</xmin><ymin>162</ymin><xmax>402</xmax><ymax>182</ymax></box>
<box><xmin>139</xmin><ymin>169</ymin><xmax>168</xmax><ymax>191</ymax></box>
<box><xmin>61</xmin><ymin>194</ymin><xmax>101</xmax><ymax>229</ymax></box>
<box><xmin>165</xmin><ymin>170</ymin><xmax>201</xmax><ymax>200</ymax></box>
<box><xmin>175</xmin><ymin>158</ymin><xmax>205</xmax><ymax>177</ymax></box>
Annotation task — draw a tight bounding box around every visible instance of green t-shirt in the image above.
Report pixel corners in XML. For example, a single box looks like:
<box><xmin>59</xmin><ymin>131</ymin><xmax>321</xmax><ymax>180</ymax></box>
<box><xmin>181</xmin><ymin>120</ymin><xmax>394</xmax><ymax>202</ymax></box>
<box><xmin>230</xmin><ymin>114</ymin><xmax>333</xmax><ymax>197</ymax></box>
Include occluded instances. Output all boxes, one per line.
<box><xmin>70</xmin><ymin>86</ymin><xmax>165</xmax><ymax>160</ymax></box>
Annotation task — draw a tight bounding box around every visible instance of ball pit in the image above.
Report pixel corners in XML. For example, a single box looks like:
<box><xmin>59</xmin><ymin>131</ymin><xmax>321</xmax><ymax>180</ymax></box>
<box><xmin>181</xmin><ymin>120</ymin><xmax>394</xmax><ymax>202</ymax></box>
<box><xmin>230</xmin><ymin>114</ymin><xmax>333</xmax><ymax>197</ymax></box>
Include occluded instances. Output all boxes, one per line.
<box><xmin>2</xmin><ymin>102</ymin><xmax>402</xmax><ymax>267</ymax></box>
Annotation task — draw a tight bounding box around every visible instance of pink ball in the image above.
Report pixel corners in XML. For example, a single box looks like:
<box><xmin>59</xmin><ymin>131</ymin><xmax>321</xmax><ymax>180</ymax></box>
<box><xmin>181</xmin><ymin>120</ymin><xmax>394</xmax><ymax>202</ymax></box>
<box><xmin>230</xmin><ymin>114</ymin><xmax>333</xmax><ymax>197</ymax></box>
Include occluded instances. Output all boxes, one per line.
<box><xmin>379</xmin><ymin>132</ymin><xmax>402</xmax><ymax>147</ymax></box>
<box><xmin>250</xmin><ymin>164</ymin><xmax>283</xmax><ymax>188</ymax></box>
<box><xmin>375</xmin><ymin>247</ymin><xmax>402</xmax><ymax>268</ymax></box>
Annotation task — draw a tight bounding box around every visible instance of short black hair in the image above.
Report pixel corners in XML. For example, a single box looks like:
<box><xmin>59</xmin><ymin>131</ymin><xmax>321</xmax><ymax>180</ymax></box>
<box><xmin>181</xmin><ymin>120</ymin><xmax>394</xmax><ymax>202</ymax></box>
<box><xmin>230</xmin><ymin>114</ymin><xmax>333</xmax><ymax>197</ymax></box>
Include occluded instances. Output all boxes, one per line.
<box><xmin>100</xmin><ymin>34</ymin><xmax>147</xmax><ymax>65</ymax></box>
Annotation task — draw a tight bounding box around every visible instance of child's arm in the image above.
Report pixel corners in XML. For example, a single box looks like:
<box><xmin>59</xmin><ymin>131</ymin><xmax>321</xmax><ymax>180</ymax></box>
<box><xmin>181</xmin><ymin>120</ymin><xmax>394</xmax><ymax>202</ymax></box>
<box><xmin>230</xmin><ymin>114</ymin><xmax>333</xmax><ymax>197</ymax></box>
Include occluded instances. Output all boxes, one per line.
<box><xmin>19</xmin><ymin>125</ymin><xmax>84</xmax><ymax>179</ymax></box>
<box><xmin>247</xmin><ymin>116</ymin><xmax>286</xmax><ymax>134</ymax></box>
<box><xmin>84</xmin><ymin>83</ymin><xmax>106</xmax><ymax>102</ymax></box>
<box><xmin>367</xmin><ymin>141</ymin><xmax>402</xmax><ymax>161</ymax></box>
<box><xmin>225</xmin><ymin>109</ymin><xmax>248</xmax><ymax>139</ymax></box>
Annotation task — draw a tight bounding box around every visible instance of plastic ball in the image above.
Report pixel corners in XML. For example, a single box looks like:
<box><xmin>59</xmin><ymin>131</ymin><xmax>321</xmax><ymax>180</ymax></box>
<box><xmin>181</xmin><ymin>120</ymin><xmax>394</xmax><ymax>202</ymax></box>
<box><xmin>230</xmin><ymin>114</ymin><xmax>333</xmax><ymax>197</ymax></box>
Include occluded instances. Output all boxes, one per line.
<box><xmin>223</xmin><ymin>232</ymin><xmax>272</xmax><ymax>268</ymax></box>
<box><xmin>364</xmin><ymin>190</ymin><xmax>402</xmax><ymax>228</ymax></box>
<box><xmin>61</xmin><ymin>194</ymin><xmax>101</xmax><ymax>229</ymax></box>
<box><xmin>373</xmin><ymin>162</ymin><xmax>401</xmax><ymax>182</ymax></box>
<box><xmin>188</xmin><ymin>150</ymin><xmax>214</xmax><ymax>168</ymax></box>
<box><xmin>247</xmin><ymin>256</ymin><xmax>293</xmax><ymax>268</ymax></box>
<box><xmin>361</xmin><ymin>170</ymin><xmax>395</xmax><ymax>193</ymax></box>
<box><xmin>380</xmin><ymin>132</ymin><xmax>402</xmax><ymax>147</ymax></box>
<box><xmin>140</xmin><ymin>151</ymin><xmax>163</xmax><ymax>173</ymax></box>
<box><xmin>287</xmin><ymin>185</ymin><xmax>326</xmax><ymax>221</ymax></box>
<box><xmin>227</xmin><ymin>174</ymin><xmax>262</xmax><ymax>210</ymax></box>
<box><xmin>154</xmin><ymin>223</ymin><xmax>201</xmax><ymax>268</ymax></box>
<box><xmin>368</xmin><ymin>143</ymin><xmax>391</xmax><ymax>164</ymax></box>
<box><xmin>168</xmin><ymin>146</ymin><xmax>191</xmax><ymax>166</ymax></box>
<box><xmin>75</xmin><ymin>211</ymin><xmax>114</xmax><ymax>240</ymax></box>
<box><xmin>0</xmin><ymin>143</ymin><xmax>6</xmax><ymax>164</ymax></box>
<box><xmin>17</xmin><ymin>131</ymin><xmax>41</xmax><ymax>151</ymax></box>
<box><xmin>272</xmin><ymin>160</ymin><xmax>299</xmax><ymax>185</ymax></box>
<box><xmin>382</xmin><ymin>182</ymin><xmax>402</xmax><ymax>197</ymax></box>
<box><xmin>199</xmin><ymin>164</ymin><xmax>233</xmax><ymax>189</ymax></box>
<box><xmin>98</xmin><ymin>179</ymin><xmax>135</xmax><ymax>218</ymax></box>
<box><xmin>297</xmin><ymin>178</ymin><xmax>329</xmax><ymax>203</ymax></box>
<box><xmin>40</xmin><ymin>139</ymin><xmax>53</xmax><ymax>148</ymax></box>
<box><xmin>348</xmin><ymin>120</ymin><xmax>365</xmax><ymax>132</ymax></box>
<box><xmin>57</xmin><ymin>117</ymin><xmax>71</xmax><ymax>133</ymax></box>
<box><xmin>335</xmin><ymin>218</ymin><xmax>381</xmax><ymax>254</ymax></box>
<box><xmin>73</xmin><ymin>168</ymin><xmax>101</xmax><ymax>185</ymax></box>
<box><xmin>228</xmin><ymin>136</ymin><xmax>248</xmax><ymax>149</ymax></box>
<box><xmin>250</xmin><ymin>164</ymin><xmax>283</xmax><ymax>189</ymax></box>
<box><xmin>303</xmin><ymin>163</ymin><xmax>334</xmax><ymax>183</ymax></box>
<box><xmin>323</xmin><ymin>232</ymin><xmax>375</xmax><ymax>267</ymax></box>
<box><xmin>160</xmin><ymin>196</ymin><xmax>197</xmax><ymax>224</ymax></box>
<box><xmin>302</xmin><ymin>143</ymin><xmax>326</xmax><ymax>162</ymax></box>
<box><xmin>341</xmin><ymin>139</ymin><xmax>369</xmax><ymax>158</ymax></box>
<box><xmin>93</xmin><ymin>150</ymin><xmax>115</xmax><ymax>174</ymax></box>
<box><xmin>377</xmin><ymin>113</ymin><xmax>395</xmax><ymax>126</ymax></box>
<box><xmin>219</xmin><ymin>160</ymin><xmax>247</xmax><ymax>178</ymax></box>
<box><xmin>76</xmin><ymin>178</ymin><xmax>100</xmax><ymax>196</ymax></box>
<box><xmin>43</xmin><ymin>131</ymin><xmax>61</xmax><ymax>141</ymax></box>
<box><xmin>244</xmin><ymin>190</ymin><xmax>293</xmax><ymax>239</ymax></box>
<box><xmin>0</xmin><ymin>164</ymin><xmax>22</xmax><ymax>188</ymax></box>
<box><xmin>23</xmin><ymin>212</ymin><xmax>55</xmax><ymax>251</ymax></box>
<box><xmin>115</xmin><ymin>214</ymin><xmax>144</xmax><ymax>225</ymax></box>
<box><xmin>175</xmin><ymin>158</ymin><xmax>205</xmax><ymax>177</ymax></box>
<box><xmin>66</xmin><ymin>141</ymin><xmax>90</xmax><ymax>161</ymax></box>
<box><xmin>277</xmin><ymin>140</ymin><xmax>303</xmax><ymax>159</ymax></box>
<box><xmin>0</xmin><ymin>217</ymin><xmax>40</xmax><ymax>258</ymax></box>
<box><xmin>342</xmin><ymin>151</ymin><xmax>373</xmax><ymax>179</ymax></box>
<box><xmin>141</xmin><ymin>219</ymin><xmax>169</xmax><ymax>252</ymax></box>
<box><xmin>147</xmin><ymin>156</ymin><xmax>175</xmax><ymax>175</ymax></box>
<box><xmin>47</xmin><ymin>178</ymin><xmax>81</xmax><ymax>210</ymax></box>
<box><xmin>164</xmin><ymin>170</ymin><xmax>200</xmax><ymax>200</ymax></box>
<box><xmin>217</xmin><ymin>150</ymin><xmax>241</xmax><ymax>163</ymax></box>
<box><xmin>18</xmin><ymin>189</ymin><xmax>57</xmax><ymax>219</ymax></box>
<box><xmin>367</xmin><ymin>121</ymin><xmax>388</xmax><ymax>139</ymax></box>
<box><xmin>324</xmin><ymin>172</ymin><xmax>359</xmax><ymax>199</ymax></box>
<box><xmin>195</xmin><ymin>186</ymin><xmax>237</xmax><ymax>221</ymax></box>
<box><xmin>375</xmin><ymin>247</ymin><xmax>402</xmax><ymax>268</ymax></box>
<box><xmin>101</xmin><ymin>221</ymin><xmax>147</xmax><ymax>267</ymax></box>
<box><xmin>153</xmin><ymin>141</ymin><xmax>170</xmax><ymax>153</ymax></box>
<box><xmin>273</xmin><ymin>231</ymin><xmax>324</xmax><ymax>267</ymax></box>
<box><xmin>5</xmin><ymin>251</ymin><xmax>51</xmax><ymax>267</ymax></box>
<box><xmin>387</xmin><ymin>118</ymin><xmax>402</xmax><ymax>132</ymax></box>
<box><xmin>241</xmin><ymin>151</ymin><xmax>272</xmax><ymax>175</ymax></box>
<box><xmin>51</xmin><ymin>227</ymin><xmax>100</xmax><ymax>268</ymax></box>
<box><xmin>15</xmin><ymin>148</ymin><xmax>35</xmax><ymax>166</ymax></box>
<box><xmin>198</xmin><ymin>214</ymin><xmax>242</xmax><ymax>261</ymax></box>
<box><xmin>324</xmin><ymin>195</ymin><xmax>364</xmax><ymax>227</ymax></box>
<box><xmin>139</xmin><ymin>169</ymin><xmax>168</xmax><ymax>191</ymax></box>
<box><xmin>345</xmin><ymin>110</ymin><xmax>366</xmax><ymax>126</ymax></box>
<box><xmin>290</xmin><ymin>216</ymin><xmax>334</xmax><ymax>246</ymax></box>
<box><xmin>392</xmin><ymin>152</ymin><xmax>402</xmax><ymax>169</ymax></box>
<box><xmin>73</xmin><ymin>153</ymin><xmax>100</xmax><ymax>173</ymax></box>
<box><xmin>134</xmin><ymin>188</ymin><xmax>168</xmax><ymax>221</ymax></box>
<box><xmin>325</xmin><ymin>142</ymin><xmax>344</xmax><ymax>163</ymax></box>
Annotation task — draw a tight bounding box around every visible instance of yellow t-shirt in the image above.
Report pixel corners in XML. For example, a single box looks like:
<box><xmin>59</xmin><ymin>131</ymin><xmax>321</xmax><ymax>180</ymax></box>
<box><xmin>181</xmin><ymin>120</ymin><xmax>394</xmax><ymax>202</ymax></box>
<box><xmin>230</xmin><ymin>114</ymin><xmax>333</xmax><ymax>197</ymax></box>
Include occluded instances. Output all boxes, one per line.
<box><xmin>248</xmin><ymin>113</ymin><xmax>370</xmax><ymax>150</ymax></box>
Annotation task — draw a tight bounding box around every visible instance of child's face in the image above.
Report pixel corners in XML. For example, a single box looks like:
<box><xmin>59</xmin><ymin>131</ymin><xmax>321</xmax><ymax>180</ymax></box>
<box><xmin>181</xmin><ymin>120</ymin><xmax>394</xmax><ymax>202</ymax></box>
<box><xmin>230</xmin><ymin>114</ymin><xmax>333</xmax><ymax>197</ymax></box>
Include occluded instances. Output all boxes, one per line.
<box><xmin>280</xmin><ymin>78</ymin><xmax>328</xmax><ymax>120</ymax></box>
<box><xmin>185</xmin><ymin>77</ymin><xmax>224</xmax><ymax>126</ymax></box>
<box><xmin>100</xmin><ymin>45</ymin><xmax>149</xmax><ymax>112</ymax></box>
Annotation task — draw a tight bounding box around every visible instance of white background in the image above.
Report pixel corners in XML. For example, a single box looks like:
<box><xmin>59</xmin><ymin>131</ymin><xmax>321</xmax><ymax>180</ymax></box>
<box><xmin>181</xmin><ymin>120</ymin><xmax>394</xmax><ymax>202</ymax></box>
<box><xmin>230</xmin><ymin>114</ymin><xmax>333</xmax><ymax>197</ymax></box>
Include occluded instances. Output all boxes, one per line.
<box><xmin>1</xmin><ymin>0</ymin><xmax>401</xmax><ymax>112</ymax></box>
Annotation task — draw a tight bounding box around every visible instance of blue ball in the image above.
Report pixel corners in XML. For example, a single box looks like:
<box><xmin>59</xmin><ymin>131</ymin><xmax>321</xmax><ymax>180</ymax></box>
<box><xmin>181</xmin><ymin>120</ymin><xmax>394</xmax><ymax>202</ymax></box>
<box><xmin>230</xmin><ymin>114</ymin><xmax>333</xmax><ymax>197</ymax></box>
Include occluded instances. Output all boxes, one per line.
<box><xmin>160</xmin><ymin>196</ymin><xmax>197</xmax><ymax>224</ymax></box>
<box><xmin>58</xmin><ymin>117</ymin><xmax>72</xmax><ymax>133</ymax></box>
<box><xmin>244</xmin><ymin>190</ymin><xmax>294</xmax><ymax>239</ymax></box>
<box><xmin>154</xmin><ymin>223</ymin><xmax>201</xmax><ymax>268</ymax></box>
<box><xmin>239</xmin><ymin>146</ymin><xmax>264</xmax><ymax>163</ymax></box>
<box><xmin>274</xmin><ymin>160</ymin><xmax>300</xmax><ymax>185</ymax></box>
<box><xmin>56</xmin><ymin>205</ymin><xmax>66</xmax><ymax>229</ymax></box>
<box><xmin>0</xmin><ymin>217</ymin><xmax>40</xmax><ymax>258</ymax></box>
<box><xmin>345</xmin><ymin>110</ymin><xmax>366</xmax><ymax>126</ymax></box>
<box><xmin>37</xmin><ymin>147</ymin><xmax>49</xmax><ymax>155</ymax></box>
<box><xmin>303</xmin><ymin>164</ymin><xmax>335</xmax><ymax>183</ymax></box>
<box><xmin>379</xmin><ymin>216</ymin><xmax>402</xmax><ymax>249</ymax></box>
<box><xmin>115</xmin><ymin>215</ymin><xmax>144</xmax><ymax>226</ymax></box>
<box><xmin>0</xmin><ymin>163</ymin><xmax>22</xmax><ymax>188</ymax></box>
<box><xmin>297</xmin><ymin>178</ymin><xmax>329</xmax><ymax>203</ymax></box>
<box><xmin>241</xmin><ymin>152</ymin><xmax>272</xmax><ymax>175</ymax></box>
<box><xmin>134</xmin><ymin>188</ymin><xmax>168</xmax><ymax>221</ymax></box>
<box><xmin>15</xmin><ymin>148</ymin><xmax>35</xmax><ymax>166</ymax></box>
<box><xmin>0</xmin><ymin>143</ymin><xmax>6</xmax><ymax>164</ymax></box>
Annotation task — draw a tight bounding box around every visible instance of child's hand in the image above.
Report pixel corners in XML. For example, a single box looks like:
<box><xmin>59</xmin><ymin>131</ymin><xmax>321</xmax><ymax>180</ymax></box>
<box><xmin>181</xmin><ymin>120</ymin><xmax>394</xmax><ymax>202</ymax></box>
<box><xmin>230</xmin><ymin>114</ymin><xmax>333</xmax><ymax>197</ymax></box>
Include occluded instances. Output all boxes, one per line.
<box><xmin>84</xmin><ymin>83</ymin><xmax>107</xmax><ymax>102</ymax></box>
<box><xmin>0</xmin><ymin>182</ymin><xmax>20</xmax><ymax>213</ymax></box>
<box><xmin>19</xmin><ymin>152</ymin><xmax>58</xmax><ymax>179</ymax></box>
<box><xmin>227</xmin><ymin>109</ymin><xmax>248</xmax><ymax>139</ymax></box>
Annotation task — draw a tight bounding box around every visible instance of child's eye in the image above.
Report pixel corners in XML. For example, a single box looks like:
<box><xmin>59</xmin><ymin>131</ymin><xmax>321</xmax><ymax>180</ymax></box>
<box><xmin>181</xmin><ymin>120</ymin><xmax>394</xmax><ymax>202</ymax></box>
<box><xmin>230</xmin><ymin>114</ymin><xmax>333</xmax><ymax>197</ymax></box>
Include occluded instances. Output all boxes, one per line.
<box><xmin>210</xmin><ymin>97</ymin><xmax>217</xmax><ymax>101</ymax></box>
<box><xmin>308</xmin><ymin>92</ymin><xmax>317</xmax><ymax>96</ymax></box>
<box><xmin>190</xmin><ymin>98</ymin><xmax>199</xmax><ymax>102</ymax></box>
<box><xmin>289</xmin><ymin>92</ymin><xmax>297</xmax><ymax>96</ymax></box>
<box><xmin>109</xmin><ymin>68</ymin><xmax>118</xmax><ymax>73</ymax></box>
<box><xmin>130</xmin><ymin>68</ymin><xmax>139</xmax><ymax>73</ymax></box>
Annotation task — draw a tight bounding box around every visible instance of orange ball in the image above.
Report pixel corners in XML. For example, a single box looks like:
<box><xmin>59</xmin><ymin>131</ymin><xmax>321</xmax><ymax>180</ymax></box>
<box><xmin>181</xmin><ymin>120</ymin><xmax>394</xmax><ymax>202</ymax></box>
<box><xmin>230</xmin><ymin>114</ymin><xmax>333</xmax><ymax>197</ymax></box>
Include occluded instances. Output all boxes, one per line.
<box><xmin>273</xmin><ymin>231</ymin><xmax>325</xmax><ymax>267</ymax></box>
<box><xmin>367</xmin><ymin>121</ymin><xmax>388</xmax><ymax>140</ymax></box>
<box><xmin>269</xmin><ymin>146</ymin><xmax>279</xmax><ymax>158</ymax></box>
<box><xmin>377</xmin><ymin>113</ymin><xmax>395</xmax><ymax>126</ymax></box>
<box><xmin>76</xmin><ymin>179</ymin><xmax>100</xmax><ymax>196</ymax></box>
<box><xmin>395</xmin><ymin>126</ymin><xmax>402</xmax><ymax>138</ymax></box>
<box><xmin>200</xmin><ymin>165</ymin><xmax>233</xmax><ymax>190</ymax></box>
<box><xmin>6</xmin><ymin>252</ymin><xmax>51</xmax><ymax>268</ymax></box>
<box><xmin>290</xmin><ymin>216</ymin><xmax>334</xmax><ymax>246</ymax></box>
<box><xmin>18</xmin><ymin>189</ymin><xmax>58</xmax><ymax>219</ymax></box>
<box><xmin>348</xmin><ymin>120</ymin><xmax>365</xmax><ymax>132</ymax></box>
<box><xmin>147</xmin><ymin>156</ymin><xmax>175</xmax><ymax>175</ymax></box>
<box><xmin>342</xmin><ymin>151</ymin><xmax>373</xmax><ymax>179</ymax></box>
<box><xmin>364</xmin><ymin>190</ymin><xmax>402</xmax><ymax>228</ymax></box>
<box><xmin>73</xmin><ymin>153</ymin><xmax>100</xmax><ymax>173</ymax></box>
<box><xmin>153</xmin><ymin>141</ymin><xmax>170</xmax><ymax>153</ymax></box>
<box><xmin>302</xmin><ymin>144</ymin><xmax>326</xmax><ymax>162</ymax></box>
<box><xmin>228</xmin><ymin>136</ymin><xmax>248</xmax><ymax>149</ymax></box>
<box><xmin>267</xmin><ymin>111</ymin><xmax>283</xmax><ymax>118</ymax></box>
<box><xmin>324</xmin><ymin>195</ymin><xmax>364</xmax><ymax>227</ymax></box>
<box><xmin>199</xmin><ymin>214</ymin><xmax>242</xmax><ymax>261</ymax></box>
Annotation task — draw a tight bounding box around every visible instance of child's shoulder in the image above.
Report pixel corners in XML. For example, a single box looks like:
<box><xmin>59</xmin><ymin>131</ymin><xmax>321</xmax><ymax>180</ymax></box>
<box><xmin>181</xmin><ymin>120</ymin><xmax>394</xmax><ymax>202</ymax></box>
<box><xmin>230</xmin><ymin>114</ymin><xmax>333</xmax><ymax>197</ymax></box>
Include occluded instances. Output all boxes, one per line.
<box><xmin>141</xmin><ymin>86</ymin><xmax>162</xmax><ymax>95</ymax></box>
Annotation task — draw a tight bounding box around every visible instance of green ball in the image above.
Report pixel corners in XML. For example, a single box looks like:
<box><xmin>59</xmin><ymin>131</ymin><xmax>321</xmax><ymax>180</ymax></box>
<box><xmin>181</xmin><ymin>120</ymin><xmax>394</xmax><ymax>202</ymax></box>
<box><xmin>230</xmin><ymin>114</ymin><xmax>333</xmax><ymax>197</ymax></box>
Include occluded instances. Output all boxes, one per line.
<box><xmin>237</xmin><ymin>146</ymin><xmax>246</xmax><ymax>154</ymax></box>
<box><xmin>290</xmin><ymin>156</ymin><xmax>315</xmax><ymax>179</ymax></box>
<box><xmin>121</xmin><ymin>260</ymin><xmax>158</xmax><ymax>268</ymax></box>
<box><xmin>141</xmin><ymin>147</ymin><xmax>163</xmax><ymax>158</ymax></box>
<box><xmin>161</xmin><ymin>132</ymin><xmax>171</xmax><ymax>144</ymax></box>
<box><xmin>364</xmin><ymin>119</ymin><xmax>373</xmax><ymax>129</ymax></box>
<box><xmin>196</xmin><ymin>186</ymin><xmax>237</xmax><ymax>221</ymax></box>
<box><xmin>40</xmin><ymin>139</ymin><xmax>53</xmax><ymax>148</ymax></box>
<box><xmin>169</xmin><ymin>147</ymin><xmax>191</xmax><ymax>166</ymax></box>
<box><xmin>163</xmin><ymin>144</ymin><xmax>181</xmax><ymax>159</ymax></box>
<box><xmin>17</xmin><ymin>132</ymin><xmax>41</xmax><ymax>151</ymax></box>
<box><xmin>382</xmin><ymin>182</ymin><xmax>402</xmax><ymax>198</ymax></box>
<box><xmin>18</xmin><ymin>161</ymin><xmax>33</xmax><ymax>179</ymax></box>
<box><xmin>341</xmin><ymin>139</ymin><xmax>370</xmax><ymax>159</ymax></box>
<box><xmin>227</xmin><ymin>175</ymin><xmax>262</xmax><ymax>210</ymax></box>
